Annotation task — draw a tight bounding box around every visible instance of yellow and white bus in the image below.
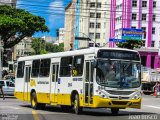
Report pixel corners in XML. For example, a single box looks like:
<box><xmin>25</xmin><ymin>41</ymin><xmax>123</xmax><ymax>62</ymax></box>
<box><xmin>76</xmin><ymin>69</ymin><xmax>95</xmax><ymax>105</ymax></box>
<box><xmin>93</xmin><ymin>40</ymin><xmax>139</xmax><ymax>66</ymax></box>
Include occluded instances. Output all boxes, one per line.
<box><xmin>14</xmin><ymin>47</ymin><xmax>142</xmax><ymax>114</ymax></box>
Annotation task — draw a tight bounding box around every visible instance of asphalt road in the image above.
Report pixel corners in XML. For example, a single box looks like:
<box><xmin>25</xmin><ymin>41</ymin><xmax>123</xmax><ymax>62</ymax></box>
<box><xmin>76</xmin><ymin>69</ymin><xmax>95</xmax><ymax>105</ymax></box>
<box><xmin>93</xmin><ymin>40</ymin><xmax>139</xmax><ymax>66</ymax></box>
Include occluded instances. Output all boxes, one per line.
<box><xmin>0</xmin><ymin>95</ymin><xmax>160</xmax><ymax>120</ymax></box>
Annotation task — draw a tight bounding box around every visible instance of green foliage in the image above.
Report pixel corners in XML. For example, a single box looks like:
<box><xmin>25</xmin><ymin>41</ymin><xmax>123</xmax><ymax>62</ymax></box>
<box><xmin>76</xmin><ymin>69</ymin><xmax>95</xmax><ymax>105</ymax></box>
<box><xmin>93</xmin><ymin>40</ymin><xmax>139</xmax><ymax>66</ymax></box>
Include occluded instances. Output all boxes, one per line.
<box><xmin>0</xmin><ymin>5</ymin><xmax>49</xmax><ymax>49</ymax></box>
<box><xmin>31</xmin><ymin>38</ymin><xmax>64</xmax><ymax>55</ymax></box>
<box><xmin>116</xmin><ymin>40</ymin><xmax>143</xmax><ymax>49</ymax></box>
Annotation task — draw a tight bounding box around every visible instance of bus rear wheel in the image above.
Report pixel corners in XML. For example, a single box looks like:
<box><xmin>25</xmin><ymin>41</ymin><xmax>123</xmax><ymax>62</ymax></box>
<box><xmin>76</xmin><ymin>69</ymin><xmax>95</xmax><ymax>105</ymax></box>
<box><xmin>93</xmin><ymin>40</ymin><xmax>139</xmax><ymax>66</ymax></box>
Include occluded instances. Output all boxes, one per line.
<box><xmin>31</xmin><ymin>92</ymin><xmax>40</xmax><ymax>109</ymax></box>
<box><xmin>74</xmin><ymin>94</ymin><xmax>82</xmax><ymax>114</ymax></box>
<box><xmin>111</xmin><ymin>108</ymin><xmax>119</xmax><ymax>115</ymax></box>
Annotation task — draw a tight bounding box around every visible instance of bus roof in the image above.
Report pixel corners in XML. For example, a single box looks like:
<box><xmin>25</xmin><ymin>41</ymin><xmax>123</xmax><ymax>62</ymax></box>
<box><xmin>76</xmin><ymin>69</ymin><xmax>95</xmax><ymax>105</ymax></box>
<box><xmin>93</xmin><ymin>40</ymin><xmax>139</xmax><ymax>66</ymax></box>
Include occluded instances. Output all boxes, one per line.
<box><xmin>17</xmin><ymin>47</ymin><xmax>138</xmax><ymax>61</ymax></box>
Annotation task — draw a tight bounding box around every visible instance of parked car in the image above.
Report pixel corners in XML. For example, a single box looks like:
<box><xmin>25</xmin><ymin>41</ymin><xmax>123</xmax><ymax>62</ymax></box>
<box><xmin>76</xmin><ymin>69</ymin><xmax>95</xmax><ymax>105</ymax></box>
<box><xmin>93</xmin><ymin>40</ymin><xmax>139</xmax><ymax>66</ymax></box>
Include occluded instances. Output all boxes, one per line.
<box><xmin>0</xmin><ymin>80</ymin><xmax>15</xmax><ymax>96</ymax></box>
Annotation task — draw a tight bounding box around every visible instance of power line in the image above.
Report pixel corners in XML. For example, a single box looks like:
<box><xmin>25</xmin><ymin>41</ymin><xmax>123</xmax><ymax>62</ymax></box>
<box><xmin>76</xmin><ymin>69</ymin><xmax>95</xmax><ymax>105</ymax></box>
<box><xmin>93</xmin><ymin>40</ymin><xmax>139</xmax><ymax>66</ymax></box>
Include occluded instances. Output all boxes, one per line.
<box><xmin>26</xmin><ymin>9</ymin><xmax>160</xmax><ymax>24</ymax></box>
<box><xmin>16</xmin><ymin>2</ymin><xmax>160</xmax><ymax>17</ymax></box>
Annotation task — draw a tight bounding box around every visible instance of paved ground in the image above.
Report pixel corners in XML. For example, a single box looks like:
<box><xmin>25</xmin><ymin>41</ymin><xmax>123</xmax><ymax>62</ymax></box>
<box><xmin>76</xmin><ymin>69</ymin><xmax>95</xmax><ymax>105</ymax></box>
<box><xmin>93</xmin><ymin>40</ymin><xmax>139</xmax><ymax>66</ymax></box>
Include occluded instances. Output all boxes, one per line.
<box><xmin>0</xmin><ymin>95</ymin><xmax>160</xmax><ymax>120</ymax></box>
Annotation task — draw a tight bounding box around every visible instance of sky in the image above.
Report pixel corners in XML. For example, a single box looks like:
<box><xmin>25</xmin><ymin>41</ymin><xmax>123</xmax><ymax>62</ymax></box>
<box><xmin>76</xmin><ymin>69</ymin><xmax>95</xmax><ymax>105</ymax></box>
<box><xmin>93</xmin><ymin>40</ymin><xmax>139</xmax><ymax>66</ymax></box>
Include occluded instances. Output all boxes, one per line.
<box><xmin>16</xmin><ymin>0</ymin><xmax>71</xmax><ymax>38</ymax></box>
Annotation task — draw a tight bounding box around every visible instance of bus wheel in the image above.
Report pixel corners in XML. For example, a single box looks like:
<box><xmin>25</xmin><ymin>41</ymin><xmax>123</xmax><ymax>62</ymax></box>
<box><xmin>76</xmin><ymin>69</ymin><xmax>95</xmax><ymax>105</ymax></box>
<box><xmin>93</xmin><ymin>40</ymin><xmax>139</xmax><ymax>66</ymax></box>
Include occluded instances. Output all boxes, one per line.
<box><xmin>61</xmin><ymin>105</ymin><xmax>72</xmax><ymax>112</ymax></box>
<box><xmin>111</xmin><ymin>108</ymin><xmax>119</xmax><ymax>115</ymax></box>
<box><xmin>39</xmin><ymin>103</ymin><xmax>46</xmax><ymax>110</ymax></box>
<box><xmin>31</xmin><ymin>92</ymin><xmax>40</xmax><ymax>109</ymax></box>
<box><xmin>74</xmin><ymin>94</ymin><xmax>82</xmax><ymax>114</ymax></box>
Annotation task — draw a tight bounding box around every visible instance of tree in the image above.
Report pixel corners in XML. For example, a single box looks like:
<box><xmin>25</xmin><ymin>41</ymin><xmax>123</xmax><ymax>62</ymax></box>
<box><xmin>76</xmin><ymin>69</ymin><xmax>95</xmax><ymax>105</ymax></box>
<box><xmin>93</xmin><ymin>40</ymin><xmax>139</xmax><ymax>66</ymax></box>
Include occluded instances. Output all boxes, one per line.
<box><xmin>31</xmin><ymin>38</ymin><xmax>46</xmax><ymax>54</ymax></box>
<box><xmin>116</xmin><ymin>40</ymin><xmax>143</xmax><ymax>49</ymax></box>
<box><xmin>0</xmin><ymin>5</ymin><xmax>49</xmax><ymax>49</ymax></box>
<box><xmin>31</xmin><ymin>38</ymin><xmax>64</xmax><ymax>55</ymax></box>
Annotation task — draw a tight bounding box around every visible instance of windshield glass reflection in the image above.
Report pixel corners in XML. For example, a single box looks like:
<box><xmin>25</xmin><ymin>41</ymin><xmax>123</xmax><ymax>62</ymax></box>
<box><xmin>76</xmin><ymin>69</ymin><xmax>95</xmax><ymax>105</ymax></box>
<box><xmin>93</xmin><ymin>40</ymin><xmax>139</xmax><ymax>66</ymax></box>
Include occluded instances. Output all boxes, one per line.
<box><xmin>96</xmin><ymin>60</ymin><xmax>141</xmax><ymax>88</ymax></box>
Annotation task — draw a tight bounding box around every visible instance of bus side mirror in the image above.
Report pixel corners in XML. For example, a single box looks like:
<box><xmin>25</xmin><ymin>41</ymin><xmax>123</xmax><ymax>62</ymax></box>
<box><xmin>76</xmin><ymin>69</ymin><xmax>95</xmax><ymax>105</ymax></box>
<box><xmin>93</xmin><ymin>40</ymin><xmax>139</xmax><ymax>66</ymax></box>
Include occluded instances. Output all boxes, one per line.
<box><xmin>92</xmin><ymin>60</ymin><xmax>97</xmax><ymax>68</ymax></box>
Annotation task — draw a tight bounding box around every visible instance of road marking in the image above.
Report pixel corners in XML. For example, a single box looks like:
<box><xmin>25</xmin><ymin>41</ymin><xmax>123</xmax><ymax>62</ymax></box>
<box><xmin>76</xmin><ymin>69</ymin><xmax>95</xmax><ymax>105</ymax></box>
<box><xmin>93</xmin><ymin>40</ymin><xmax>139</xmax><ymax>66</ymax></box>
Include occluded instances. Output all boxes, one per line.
<box><xmin>32</xmin><ymin>110</ymin><xmax>40</xmax><ymax>120</ymax></box>
<box><xmin>0</xmin><ymin>106</ymin><xmax>21</xmax><ymax>110</ymax></box>
<box><xmin>144</xmin><ymin>105</ymin><xmax>160</xmax><ymax>109</ymax></box>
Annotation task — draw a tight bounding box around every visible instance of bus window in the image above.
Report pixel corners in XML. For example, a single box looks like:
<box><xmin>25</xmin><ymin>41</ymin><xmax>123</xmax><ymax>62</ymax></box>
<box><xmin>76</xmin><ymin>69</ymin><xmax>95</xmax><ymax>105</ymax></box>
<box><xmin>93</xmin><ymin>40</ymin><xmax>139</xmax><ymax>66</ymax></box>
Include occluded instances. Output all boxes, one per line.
<box><xmin>60</xmin><ymin>57</ymin><xmax>73</xmax><ymax>77</ymax></box>
<box><xmin>17</xmin><ymin>61</ymin><xmax>25</xmax><ymax>78</ymax></box>
<box><xmin>52</xmin><ymin>65</ymin><xmax>55</xmax><ymax>82</ymax></box>
<box><xmin>31</xmin><ymin>60</ymin><xmax>40</xmax><ymax>77</ymax></box>
<box><xmin>72</xmin><ymin>55</ymin><xmax>84</xmax><ymax>76</ymax></box>
<box><xmin>40</xmin><ymin>59</ymin><xmax>51</xmax><ymax>77</ymax></box>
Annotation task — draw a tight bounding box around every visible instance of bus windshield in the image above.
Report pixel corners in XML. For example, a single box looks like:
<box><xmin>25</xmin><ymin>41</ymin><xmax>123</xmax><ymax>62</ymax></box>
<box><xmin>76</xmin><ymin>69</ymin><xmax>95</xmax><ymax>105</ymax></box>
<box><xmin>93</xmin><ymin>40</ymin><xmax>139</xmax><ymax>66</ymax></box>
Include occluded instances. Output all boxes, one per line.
<box><xmin>96</xmin><ymin>59</ymin><xmax>141</xmax><ymax>88</ymax></box>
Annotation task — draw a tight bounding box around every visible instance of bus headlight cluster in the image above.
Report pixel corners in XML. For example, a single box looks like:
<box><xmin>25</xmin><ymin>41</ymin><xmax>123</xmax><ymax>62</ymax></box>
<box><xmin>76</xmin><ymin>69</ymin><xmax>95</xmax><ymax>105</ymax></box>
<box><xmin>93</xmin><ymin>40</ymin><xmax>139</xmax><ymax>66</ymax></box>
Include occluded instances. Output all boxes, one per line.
<box><xmin>99</xmin><ymin>91</ymin><xmax>108</xmax><ymax>98</ymax></box>
<box><xmin>131</xmin><ymin>92</ymin><xmax>141</xmax><ymax>99</ymax></box>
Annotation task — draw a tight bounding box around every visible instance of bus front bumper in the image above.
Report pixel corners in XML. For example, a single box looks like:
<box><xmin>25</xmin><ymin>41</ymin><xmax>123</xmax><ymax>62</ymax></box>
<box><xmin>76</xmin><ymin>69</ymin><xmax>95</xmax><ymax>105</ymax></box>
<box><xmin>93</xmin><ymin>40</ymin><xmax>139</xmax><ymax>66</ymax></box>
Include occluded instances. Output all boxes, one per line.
<box><xmin>93</xmin><ymin>96</ymin><xmax>141</xmax><ymax>109</ymax></box>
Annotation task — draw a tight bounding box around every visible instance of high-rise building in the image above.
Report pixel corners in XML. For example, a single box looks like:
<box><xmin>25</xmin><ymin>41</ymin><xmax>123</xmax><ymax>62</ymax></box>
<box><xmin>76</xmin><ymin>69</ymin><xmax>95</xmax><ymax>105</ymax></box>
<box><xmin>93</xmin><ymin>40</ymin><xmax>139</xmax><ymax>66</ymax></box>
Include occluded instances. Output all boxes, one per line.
<box><xmin>64</xmin><ymin>0</ymin><xmax>76</xmax><ymax>51</ymax></box>
<box><xmin>64</xmin><ymin>0</ymin><xmax>111</xmax><ymax>51</ymax></box>
<box><xmin>58</xmin><ymin>28</ymin><xmax>65</xmax><ymax>43</ymax></box>
<box><xmin>110</xmin><ymin>0</ymin><xmax>160</xmax><ymax>69</ymax></box>
<box><xmin>77</xmin><ymin>0</ymin><xmax>111</xmax><ymax>48</ymax></box>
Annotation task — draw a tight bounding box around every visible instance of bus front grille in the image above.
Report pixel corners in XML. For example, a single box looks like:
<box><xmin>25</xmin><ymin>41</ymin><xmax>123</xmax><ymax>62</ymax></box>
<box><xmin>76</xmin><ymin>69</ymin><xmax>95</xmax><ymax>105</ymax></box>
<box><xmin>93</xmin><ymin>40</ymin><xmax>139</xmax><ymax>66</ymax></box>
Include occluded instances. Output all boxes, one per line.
<box><xmin>109</xmin><ymin>96</ymin><xmax>129</xmax><ymax>99</ymax></box>
<box><xmin>112</xmin><ymin>101</ymin><xmax>128</xmax><ymax>105</ymax></box>
<box><xmin>106</xmin><ymin>90</ymin><xmax>134</xmax><ymax>95</ymax></box>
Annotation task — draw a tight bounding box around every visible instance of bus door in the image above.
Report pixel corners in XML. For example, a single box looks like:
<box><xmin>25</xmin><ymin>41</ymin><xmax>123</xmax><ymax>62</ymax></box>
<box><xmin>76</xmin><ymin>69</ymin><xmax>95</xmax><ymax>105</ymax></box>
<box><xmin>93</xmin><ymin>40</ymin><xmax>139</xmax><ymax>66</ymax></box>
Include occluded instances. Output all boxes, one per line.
<box><xmin>84</xmin><ymin>61</ymin><xmax>94</xmax><ymax>105</ymax></box>
<box><xmin>50</xmin><ymin>63</ymin><xmax>59</xmax><ymax>103</ymax></box>
<box><xmin>23</xmin><ymin>66</ymin><xmax>31</xmax><ymax>101</ymax></box>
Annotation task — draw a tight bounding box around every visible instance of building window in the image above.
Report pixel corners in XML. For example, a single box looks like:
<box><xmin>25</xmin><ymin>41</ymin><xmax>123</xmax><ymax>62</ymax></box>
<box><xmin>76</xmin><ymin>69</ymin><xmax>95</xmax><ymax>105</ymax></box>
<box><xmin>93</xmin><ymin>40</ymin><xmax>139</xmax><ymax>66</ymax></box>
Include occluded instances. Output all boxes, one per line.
<box><xmin>132</xmin><ymin>0</ymin><xmax>137</xmax><ymax>7</ymax></box>
<box><xmin>153</xmin><ymin>1</ymin><xmax>156</xmax><ymax>8</ymax></box>
<box><xmin>32</xmin><ymin>60</ymin><xmax>40</xmax><ymax>77</ymax></box>
<box><xmin>89</xmin><ymin>43</ymin><xmax>94</xmax><ymax>47</ymax></box>
<box><xmin>97</xmin><ymin>2</ymin><xmax>101</xmax><ymax>8</ymax></box>
<box><xmin>90</xmin><ymin>12</ymin><xmax>95</xmax><ymax>18</ymax></box>
<box><xmin>131</xmin><ymin>26</ymin><xmax>136</xmax><ymax>29</ymax></box>
<box><xmin>90</xmin><ymin>2</ymin><xmax>95</xmax><ymax>7</ymax></box>
<box><xmin>141</xmin><ymin>27</ymin><xmax>146</xmax><ymax>39</ymax></box>
<box><xmin>152</xmin><ymin>27</ymin><xmax>155</xmax><ymax>34</ymax></box>
<box><xmin>17</xmin><ymin>61</ymin><xmax>25</xmax><ymax>78</ymax></box>
<box><xmin>60</xmin><ymin>57</ymin><xmax>73</xmax><ymax>77</ymax></box>
<box><xmin>142</xmin><ymin>1</ymin><xmax>147</xmax><ymax>7</ymax></box>
<box><xmin>72</xmin><ymin>56</ymin><xmax>84</xmax><ymax>76</ymax></box>
<box><xmin>152</xmin><ymin>14</ymin><xmax>156</xmax><ymax>21</ymax></box>
<box><xmin>142</xmin><ymin>14</ymin><xmax>147</xmax><ymax>21</ymax></box>
<box><xmin>96</xmin><ymin>23</ymin><xmax>101</xmax><ymax>28</ymax></box>
<box><xmin>89</xmin><ymin>22</ymin><xmax>94</xmax><ymax>28</ymax></box>
<box><xmin>96</xmin><ymin>13</ymin><xmax>101</xmax><ymax>18</ymax></box>
<box><xmin>104</xmin><ymin>22</ymin><xmax>106</xmax><ymax>28</ymax></box>
<box><xmin>39</xmin><ymin>59</ymin><xmax>51</xmax><ymax>77</ymax></box>
<box><xmin>95</xmin><ymin>33</ymin><xmax>100</xmax><ymax>39</ymax></box>
<box><xmin>151</xmin><ymin>41</ymin><xmax>155</xmax><ymax>47</ymax></box>
<box><xmin>132</xmin><ymin>13</ymin><xmax>137</xmax><ymax>20</ymax></box>
<box><xmin>89</xmin><ymin>33</ymin><xmax>94</xmax><ymax>39</ymax></box>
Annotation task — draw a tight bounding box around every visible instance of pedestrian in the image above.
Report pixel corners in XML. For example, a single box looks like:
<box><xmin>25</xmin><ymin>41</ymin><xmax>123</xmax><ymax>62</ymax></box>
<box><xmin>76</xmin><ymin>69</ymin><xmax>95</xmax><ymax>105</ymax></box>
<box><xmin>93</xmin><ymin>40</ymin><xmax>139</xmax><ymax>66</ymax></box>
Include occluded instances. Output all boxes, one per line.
<box><xmin>0</xmin><ymin>83</ymin><xmax>5</xmax><ymax>100</ymax></box>
<box><xmin>154</xmin><ymin>82</ymin><xmax>160</xmax><ymax>98</ymax></box>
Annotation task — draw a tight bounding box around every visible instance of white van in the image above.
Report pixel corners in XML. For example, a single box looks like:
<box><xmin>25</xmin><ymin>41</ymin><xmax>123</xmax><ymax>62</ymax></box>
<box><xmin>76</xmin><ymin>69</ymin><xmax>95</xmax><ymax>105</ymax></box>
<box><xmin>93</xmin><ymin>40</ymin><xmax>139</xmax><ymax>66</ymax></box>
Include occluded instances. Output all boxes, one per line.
<box><xmin>0</xmin><ymin>80</ymin><xmax>15</xmax><ymax>96</ymax></box>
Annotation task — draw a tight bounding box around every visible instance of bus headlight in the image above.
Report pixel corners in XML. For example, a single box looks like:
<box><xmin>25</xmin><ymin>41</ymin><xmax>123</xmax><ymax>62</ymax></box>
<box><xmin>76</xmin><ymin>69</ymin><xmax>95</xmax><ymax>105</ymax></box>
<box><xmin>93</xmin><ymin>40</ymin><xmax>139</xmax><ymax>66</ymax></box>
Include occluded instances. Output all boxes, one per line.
<box><xmin>131</xmin><ymin>92</ymin><xmax>141</xmax><ymax>99</ymax></box>
<box><xmin>99</xmin><ymin>91</ymin><xmax>108</xmax><ymax>98</ymax></box>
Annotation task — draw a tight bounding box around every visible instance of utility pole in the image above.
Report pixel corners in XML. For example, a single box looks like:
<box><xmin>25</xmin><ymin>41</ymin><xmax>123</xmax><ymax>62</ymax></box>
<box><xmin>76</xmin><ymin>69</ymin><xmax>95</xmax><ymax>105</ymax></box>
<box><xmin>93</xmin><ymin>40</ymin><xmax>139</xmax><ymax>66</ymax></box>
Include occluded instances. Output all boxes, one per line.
<box><xmin>0</xmin><ymin>36</ymin><xmax>3</xmax><ymax>79</ymax></box>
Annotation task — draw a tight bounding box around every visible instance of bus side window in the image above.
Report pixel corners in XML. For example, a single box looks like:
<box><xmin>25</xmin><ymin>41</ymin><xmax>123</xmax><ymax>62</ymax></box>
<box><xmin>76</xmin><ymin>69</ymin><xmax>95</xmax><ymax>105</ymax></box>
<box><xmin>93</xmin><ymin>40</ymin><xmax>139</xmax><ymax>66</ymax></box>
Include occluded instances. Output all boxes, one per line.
<box><xmin>72</xmin><ymin>55</ymin><xmax>84</xmax><ymax>76</ymax></box>
<box><xmin>17</xmin><ymin>61</ymin><xmax>25</xmax><ymax>78</ymax></box>
<box><xmin>52</xmin><ymin>65</ymin><xmax>59</xmax><ymax>82</ymax></box>
<box><xmin>31</xmin><ymin>60</ymin><xmax>40</xmax><ymax>77</ymax></box>
<box><xmin>52</xmin><ymin>65</ymin><xmax>55</xmax><ymax>82</ymax></box>
<box><xmin>40</xmin><ymin>59</ymin><xmax>51</xmax><ymax>77</ymax></box>
<box><xmin>60</xmin><ymin>57</ymin><xmax>73</xmax><ymax>77</ymax></box>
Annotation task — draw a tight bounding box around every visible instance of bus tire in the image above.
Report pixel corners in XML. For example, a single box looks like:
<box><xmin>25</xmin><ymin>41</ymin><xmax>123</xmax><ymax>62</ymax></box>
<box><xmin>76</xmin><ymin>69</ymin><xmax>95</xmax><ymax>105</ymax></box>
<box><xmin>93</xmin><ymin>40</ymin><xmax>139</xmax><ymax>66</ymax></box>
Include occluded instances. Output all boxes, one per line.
<box><xmin>111</xmin><ymin>108</ymin><xmax>119</xmax><ymax>115</ymax></box>
<box><xmin>74</xmin><ymin>94</ymin><xmax>82</xmax><ymax>114</ymax></box>
<box><xmin>61</xmin><ymin>105</ymin><xmax>72</xmax><ymax>112</ymax></box>
<box><xmin>31</xmin><ymin>92</ymin><xmax>40</xmax><ymax>109</ymax></box>
<box><xmin>39</xmin><ymin>103</ymin><xmax>46</xmax><ymax>110</ymax></box>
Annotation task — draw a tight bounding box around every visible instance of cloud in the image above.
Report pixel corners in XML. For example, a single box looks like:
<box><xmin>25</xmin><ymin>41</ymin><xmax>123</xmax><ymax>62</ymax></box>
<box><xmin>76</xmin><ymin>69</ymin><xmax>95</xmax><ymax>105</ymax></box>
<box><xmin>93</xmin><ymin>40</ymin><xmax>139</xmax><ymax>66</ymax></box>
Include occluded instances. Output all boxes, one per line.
<box><xmin>48</xmin><ymin>0</ymin><xmax>64</xmax><ymax>29</ymax></box>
